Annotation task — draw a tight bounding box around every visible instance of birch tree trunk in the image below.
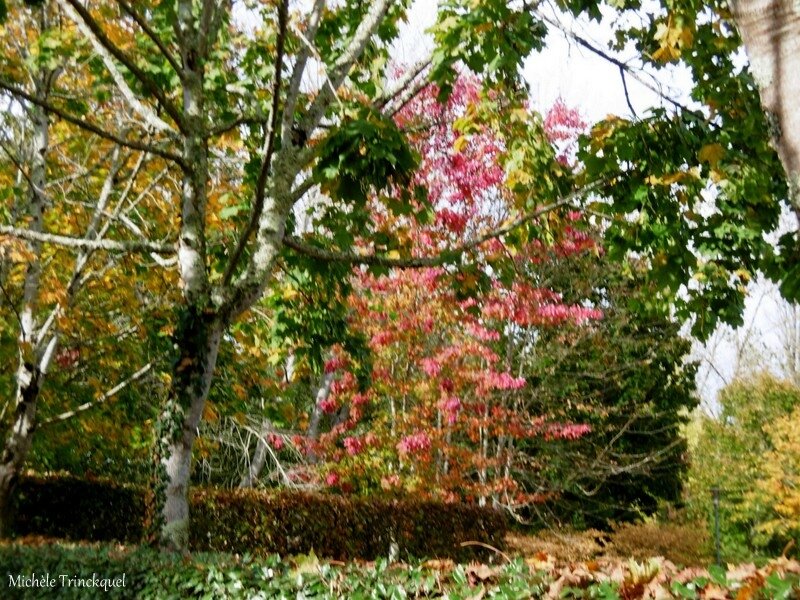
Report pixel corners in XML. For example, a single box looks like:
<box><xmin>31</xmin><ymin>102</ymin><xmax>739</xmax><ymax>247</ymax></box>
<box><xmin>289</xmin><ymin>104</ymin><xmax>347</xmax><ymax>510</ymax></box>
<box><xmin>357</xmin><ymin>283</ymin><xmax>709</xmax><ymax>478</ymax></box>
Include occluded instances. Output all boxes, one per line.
<box><xmin>239</xmin><ymin>418</ymin><xmax>274</xmax><ymax>489</ymax></box>
<box><xmin>732</xmin><ymin>0</ymin><xmax>800</xmax><ymax>214</ymax></box>
<box><xmin>155</xmin><ymin>0</ymin><xmax>215</xmax><ymax>551</ymax></box>
<box><xmin>0</xmin><ymin>75</ymin><xmax>49</xmax><ymax>538</ymax></box>
<box><xmin>159</xmin><ymin>311</ymin><xmax>223</xmax><ymax>551</ymax></box>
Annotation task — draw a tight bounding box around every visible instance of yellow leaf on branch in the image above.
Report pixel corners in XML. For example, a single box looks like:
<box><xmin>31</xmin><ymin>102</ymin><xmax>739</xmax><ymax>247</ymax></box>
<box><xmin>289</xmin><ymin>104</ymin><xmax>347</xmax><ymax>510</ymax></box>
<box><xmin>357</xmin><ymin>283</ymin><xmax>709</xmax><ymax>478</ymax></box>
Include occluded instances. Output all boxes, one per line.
<box><xmin>698</xmin><ymin>143</ymin><xmax>724</xmax><ymax>167</ymax></box>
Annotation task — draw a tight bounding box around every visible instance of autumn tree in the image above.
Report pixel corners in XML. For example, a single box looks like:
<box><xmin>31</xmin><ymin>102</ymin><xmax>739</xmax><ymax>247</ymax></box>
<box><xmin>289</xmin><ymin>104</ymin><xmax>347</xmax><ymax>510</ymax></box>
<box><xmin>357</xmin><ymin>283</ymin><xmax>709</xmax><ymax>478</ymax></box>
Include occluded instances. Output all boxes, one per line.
<box><xmin>227</xmin><ymin>85</ymin><xmax>696</xmax><ymax>528</ymax></box>
<box><xmin>686</xmin><ymin>374</ymin><xmax>799</xmax><ymax>560</ymax></box>
<box><xmin>0</xmin><ymin>1</ymin><xmax>178</xmax><ymax>536</ymax></box>
<box><xmin>0</xmin><ymin>0</ymin><xmax>795</xmax><ymax>553</ymax></box>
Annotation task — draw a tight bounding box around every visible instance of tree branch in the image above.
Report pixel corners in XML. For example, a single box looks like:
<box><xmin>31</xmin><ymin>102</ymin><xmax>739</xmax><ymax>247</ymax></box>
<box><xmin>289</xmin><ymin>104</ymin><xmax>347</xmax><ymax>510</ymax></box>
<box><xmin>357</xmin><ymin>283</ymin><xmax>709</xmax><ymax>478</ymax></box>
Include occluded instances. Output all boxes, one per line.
<box><xmin>376</xmin><ymin>58</ymin><xmax>431</xmax><ymax>113</ymax></box>
<box><xmin>60</xmin><ymin>0</ymin><xmax>186</xmax><ymax>132</ymax></box>
<box><xmin>301</xmin><ymin>0</ymin><xmax>393</xmax><ymax>135</ymax></box>
<box><xmin>281</xmin><ymin>0</ymin><xmax>326</xmax><ymax>142</ymax></box>
<box><xmin>535</xmin><ymin>10</ymin><xmax>712</xmax><ymax>126</ymax></box>
<box><xmin>207</xmin><ymin>113</ymin><xmax>267</xmax><ymax>138</ymax></box>
<box><xmin>58</xmin><ymin>0</ymin><xmax>174</xmax><ymax>135</ymax></box>
<box><xmin>0</xmin><ymin>225</ymin><xmax>175</xmax><ymax>254</ymax></box>
<box><xmin>220</xmin><ymin>0</ymin><xmax>289</xmax><ymax>287</ymax></box>
<box><xmin>283</xmin><ymin>182</ymin><xmax>602</xmax><ymax>268</ymax></box>
<box><xmin>115</xmin><ymin>0</ymin><xmax>183</xmax><ymax>78</ymax></box>
<box><xmin>0</xmin><ymin>78</ymin><xmax>186</xmax><ymax>167</ymax></box>
<box><xmin>40</xmin><ymin>363</ymin><xmax>153</xmax><ymax>426</ymax></box>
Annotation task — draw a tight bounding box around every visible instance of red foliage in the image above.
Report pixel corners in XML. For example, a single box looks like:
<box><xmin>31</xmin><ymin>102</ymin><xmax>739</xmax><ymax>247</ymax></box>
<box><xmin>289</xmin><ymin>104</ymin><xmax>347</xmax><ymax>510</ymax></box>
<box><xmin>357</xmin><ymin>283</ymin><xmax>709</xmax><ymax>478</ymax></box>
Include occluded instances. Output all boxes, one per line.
<box><xmin>307</xmin><ymin>76</ymin><xmax>599</xmax><ymax>506</ymax></box>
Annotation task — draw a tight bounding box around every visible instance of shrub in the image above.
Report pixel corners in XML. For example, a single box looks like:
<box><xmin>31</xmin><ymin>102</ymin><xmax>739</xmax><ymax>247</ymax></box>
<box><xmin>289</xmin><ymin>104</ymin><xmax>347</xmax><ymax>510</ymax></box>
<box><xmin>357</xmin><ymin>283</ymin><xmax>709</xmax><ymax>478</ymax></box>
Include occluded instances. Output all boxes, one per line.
<box><xmin>610</xmin><ymin>520</ymin><xmax>711</xmax><ymax>566</ymax></box>
<box><xmin>13</xmin><ymin>473</ymin><xmax>147</xmax><ymax>543</ymax></box>
<box><xmin>189</xmin><ymin>487</ymin><xmax>507</xmax><ymax>561</ymax></box>
<box><xmin>11</xmin><ymin>474</ymin><xmax>506</xmax><ymax>560</ymax></box>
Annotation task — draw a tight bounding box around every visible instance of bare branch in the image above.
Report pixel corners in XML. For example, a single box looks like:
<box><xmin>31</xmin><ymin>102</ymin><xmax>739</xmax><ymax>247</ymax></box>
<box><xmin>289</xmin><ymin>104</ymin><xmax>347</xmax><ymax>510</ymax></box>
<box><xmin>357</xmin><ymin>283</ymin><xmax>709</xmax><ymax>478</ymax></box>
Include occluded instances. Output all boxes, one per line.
<box><xmin>0</xmin><ymin>79</ymin><xmax>186</xmax><ymax>167</ymax></box>
<box><xmin>376</xmin><ymin>58</ymin><xmax>432</xmax><ymax>113</ymax></box>
<box><xmin>534</xmin><ymin>10</ymin><xmax>712</xmax><ymax>126</ymax></box>
<box><xmin>0</xmin><ymin>225</ymin><xmax>175</xmax><ymax>254</ymax></box>
<box><xmin>40</xmin><ymin>363</ymin><xmax>154</xmax><ymax>426</ymax></box>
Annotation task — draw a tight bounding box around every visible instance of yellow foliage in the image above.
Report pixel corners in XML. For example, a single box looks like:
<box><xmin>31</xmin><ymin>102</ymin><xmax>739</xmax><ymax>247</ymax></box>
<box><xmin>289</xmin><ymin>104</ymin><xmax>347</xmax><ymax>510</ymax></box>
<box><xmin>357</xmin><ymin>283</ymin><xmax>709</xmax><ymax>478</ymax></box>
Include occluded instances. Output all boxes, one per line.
<box><xmin>752</xmin><ymin>406</ymin><xmax>800</xmax><ymax>539</ymax></box>
<box><xmin>653</xmin><ymin>13</ymin><xmax>693</xmax><ymax>63</ymax></box>
<box><xmin>698</xmin><ymin>143</ymin><xmax>725</xmax><ymax>167</ymax></box>
<box><xmin>645</xmin><ymin>168</ymin><xmax>699</xmax><ymax>186</ymax></box>
<box><xmin>453</xmin><ymin>135</ymin><xmax>469</xmax><ymax>153</ymax></box>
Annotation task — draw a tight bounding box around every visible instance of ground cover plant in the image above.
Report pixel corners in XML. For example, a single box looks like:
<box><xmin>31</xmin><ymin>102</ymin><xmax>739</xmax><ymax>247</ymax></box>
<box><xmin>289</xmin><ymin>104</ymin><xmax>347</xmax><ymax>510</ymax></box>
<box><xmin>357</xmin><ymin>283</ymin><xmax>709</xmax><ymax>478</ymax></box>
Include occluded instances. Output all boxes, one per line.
<box><xmin>1</xmin><ymin>539</ymin><xmax>799</xmax><ymax>599</ymax></box>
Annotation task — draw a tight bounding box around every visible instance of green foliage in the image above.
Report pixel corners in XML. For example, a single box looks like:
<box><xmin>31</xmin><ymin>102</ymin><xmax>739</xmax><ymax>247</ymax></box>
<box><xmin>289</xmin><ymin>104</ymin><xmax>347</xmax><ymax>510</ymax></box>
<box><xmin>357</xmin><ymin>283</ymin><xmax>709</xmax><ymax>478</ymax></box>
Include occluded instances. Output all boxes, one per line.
<box><xmin>11</xmin><ymin>474</ymin><xmax>506</xmax><ymax>561</ymax></box>
<box><xmin>686</xmin><ymin>374</ymin><xmax>800</xmax><ymax>561</ymax></box>
<box><xmin>1</xmin><ymin>542</ymin><xmax>799</xmax><ymax>599</ymax></box>
<box><xmin>519</xmin><ymin>248</ymin><xmax>697</xmax><ymax>526</ymax></box>
<box><xmin>430</xmin><ymin>0</ymin><xmax>546</xmax><ymax>100</ymax></box>
<box><xmin>573</xmin><ymin>0</ymin><xmax>794</xmax><ymax>338</ymax></box>
<box><xmin>315</xmin><ymin>108</ymin><xmax>418</xmax><ymax>205</ymax></box>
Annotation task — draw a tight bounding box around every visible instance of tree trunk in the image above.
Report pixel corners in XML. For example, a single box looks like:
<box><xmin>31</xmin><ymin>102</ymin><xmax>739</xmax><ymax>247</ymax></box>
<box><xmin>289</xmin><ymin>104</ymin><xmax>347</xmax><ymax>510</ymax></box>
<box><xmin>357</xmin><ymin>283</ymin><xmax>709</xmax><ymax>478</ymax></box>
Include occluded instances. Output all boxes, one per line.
<box><xmin>239</xmin><ymin>418</ymin><xmax>273</xmax><ymax>488</ymax></box>
<box><xmin>0</xmin><ymin>76</ymin><xmax>49</xmax><ymax>538</ymax></box>
<box><xmin>0</xmin><ymin>374</ymin><xmax>40</xmax><ymax>538</ymax></box>
<box><xmin>158</xmin><ymin>311</ymin><xmax>223</xmax><ymax>552</ymax></box>
<box><xmin>732</xmin><ymin>0</ymin><xmax>800</xmax><ymax>213</ymax></box>
<box><xmin>306</xmin><ymin>370</ymin><xmax>334</xmax><ymax>443</ymax></box>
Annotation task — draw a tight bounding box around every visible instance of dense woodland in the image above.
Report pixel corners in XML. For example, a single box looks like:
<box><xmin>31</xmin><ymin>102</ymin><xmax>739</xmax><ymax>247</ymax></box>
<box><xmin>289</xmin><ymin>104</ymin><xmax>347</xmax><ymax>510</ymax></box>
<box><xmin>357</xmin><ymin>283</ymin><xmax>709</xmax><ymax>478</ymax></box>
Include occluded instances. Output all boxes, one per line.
<box><xmin>0</xmin><ymin>0</ymin><xmax>799</xmax><ymax>597</ymax></box>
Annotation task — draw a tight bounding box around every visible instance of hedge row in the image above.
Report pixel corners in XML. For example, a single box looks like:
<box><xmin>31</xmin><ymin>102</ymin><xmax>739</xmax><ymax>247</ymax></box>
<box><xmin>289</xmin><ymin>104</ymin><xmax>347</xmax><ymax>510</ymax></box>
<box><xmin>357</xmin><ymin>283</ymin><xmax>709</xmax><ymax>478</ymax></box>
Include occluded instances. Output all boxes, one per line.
<box><xmin>12</xmin><ymin>474</ymin><xmax>507</xmax><ymax>561</ymax></box>
<box><xmin>14</xmin><ymin>475</ymin><xmax>147</xmax><ymax>543</ymax></box>
<box><xmin>190</xmin><ymin>487</ymin><xmax>506</xmax><ymax>561</ymax></box>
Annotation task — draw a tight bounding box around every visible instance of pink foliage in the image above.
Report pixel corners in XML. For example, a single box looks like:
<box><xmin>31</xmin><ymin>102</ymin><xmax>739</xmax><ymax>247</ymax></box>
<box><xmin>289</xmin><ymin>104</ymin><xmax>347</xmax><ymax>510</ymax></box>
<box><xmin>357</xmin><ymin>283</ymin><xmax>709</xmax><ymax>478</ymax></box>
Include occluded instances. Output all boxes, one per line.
<box><xmin>421</xmin><ymin>357</ymin><xmax>442</xmax><ymax>378</ymax></box>
<box><xmin>324</xmin><ymin>356</ymin><xmax>347</xmax><ymax>374</ymax></box>
<box><xmin>343</xmin><ymin>436</ymin><xmax>365</xmax><ymax>456</ymax></box>
<box><xmin>319</xmin><ymin>397</ymin><xmax>338</xmax><ymax>414</ymax></box>
<box><xmin>438</xmin><ymin>396</ymin><xmax>462</xmax><ymax>424</ymax></box>
<box><xmin>479</xmin><ymin>370</ymin><xmax>526</xmax><ymax>392</ymax></box>
<box><xmin>545</xmin><ymin>423</ymin><xmax>592</xmax><ymax>440</ymax></box>
<box><xmin>397</xmin><ymin>432</ymin><xmax>432</xmax><ymax>456</ymax></box>
<box><xmin>543</xmin><ymin>97</ymin><xmax>588</xmax><ymax>165</ymax></box>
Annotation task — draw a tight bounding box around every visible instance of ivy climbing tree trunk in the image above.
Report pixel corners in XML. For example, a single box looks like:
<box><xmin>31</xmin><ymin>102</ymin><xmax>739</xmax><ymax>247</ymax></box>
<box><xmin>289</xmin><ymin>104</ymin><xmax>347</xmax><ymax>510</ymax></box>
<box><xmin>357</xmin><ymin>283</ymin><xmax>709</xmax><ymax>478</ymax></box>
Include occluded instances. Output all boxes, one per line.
<box><xmin>159</xmin><ymin>311</ymin><xmax>223</xmax><ymax>551</ymax></box>
<box><xmin>732</xmin><ymin>0</ymin><xmax>800</xmax><ymax>214</ymax></box>
<box><xmin>155</xmin><ymin>0</ymin><xmax>215</xmax><ymax>551</ymax></box>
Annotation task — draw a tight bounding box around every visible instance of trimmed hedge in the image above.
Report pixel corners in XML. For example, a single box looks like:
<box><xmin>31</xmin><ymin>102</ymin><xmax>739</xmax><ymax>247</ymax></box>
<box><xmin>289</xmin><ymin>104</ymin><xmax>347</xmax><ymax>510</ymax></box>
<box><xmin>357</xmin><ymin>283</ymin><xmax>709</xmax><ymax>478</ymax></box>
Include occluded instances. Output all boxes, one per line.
<box><xmin>14</xmin><ymin>474</ymin><xmax>147</xmax><ymax>543</ymax></box>
<box><xmin>11</xmin><ymin>474</ymin><xmax>507</xmax><ymax>560</ymax></box>
<box><xmin>190</xmin><ymin>487</ymin><xmax>507</xmax><ymax>561</ymax></box>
